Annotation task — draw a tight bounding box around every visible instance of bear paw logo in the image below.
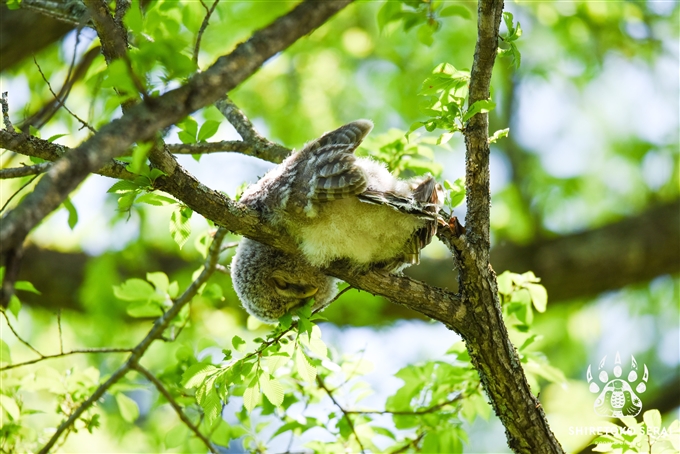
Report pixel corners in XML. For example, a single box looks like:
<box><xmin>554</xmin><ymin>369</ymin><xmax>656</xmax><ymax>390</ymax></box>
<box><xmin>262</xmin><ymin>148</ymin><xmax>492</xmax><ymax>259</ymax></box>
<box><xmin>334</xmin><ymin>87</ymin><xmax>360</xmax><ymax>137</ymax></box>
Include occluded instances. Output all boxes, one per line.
<box><xmin>587</xmin><ymin>352</ymin><xmax>649</xmax><ymax>418</ymax></box>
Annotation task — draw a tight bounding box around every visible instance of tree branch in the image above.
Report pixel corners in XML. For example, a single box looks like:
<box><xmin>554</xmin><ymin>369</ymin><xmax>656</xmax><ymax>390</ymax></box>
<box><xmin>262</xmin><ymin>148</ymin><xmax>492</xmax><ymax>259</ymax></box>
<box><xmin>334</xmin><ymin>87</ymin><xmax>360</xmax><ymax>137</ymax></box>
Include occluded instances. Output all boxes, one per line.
<box><xmin>133</xmin><ymin>363</ymin><xmax>218</xmax><ymax>454</ymax></box>
<box><xmin>166</xmin><ymin>139</ymin><xmax>290</xmax><ymax>162</ymax></box>
<box><xmin>193</xmin><ymin>0</ymin><xmax>220</xmax><ymax>65</ymax></box>
<box><xmin>316</xmin><ymin>375</ymin><xmax>366</xmax><ymax>453</ymax></box>
<box><xmin>0</xmin><ymin>347</ymin><xmax>133</xmax><ymax>372</ymax></box>
<box><xmin>0</xmin><ymin>0</ymin><xmax>354</xmax><ymax>255</ymax></box>
<box><xmin>15</xmin><ymin>0</ymin><xmax>89</xmax><ymax>26</ymax></box>
<box><xmin>0</xmin><ymin>162</ymin><xmax>51</xmax><ymax>179</ymax></box>
<box><xmin>37</xmin><ymin>228</ymin><xmax>228</xmax><ymax>453</ymax></box>
<box><xmin>438</xmin><ymin>0</ymin><xmax>565</xmax><ymax>452</ymax></box>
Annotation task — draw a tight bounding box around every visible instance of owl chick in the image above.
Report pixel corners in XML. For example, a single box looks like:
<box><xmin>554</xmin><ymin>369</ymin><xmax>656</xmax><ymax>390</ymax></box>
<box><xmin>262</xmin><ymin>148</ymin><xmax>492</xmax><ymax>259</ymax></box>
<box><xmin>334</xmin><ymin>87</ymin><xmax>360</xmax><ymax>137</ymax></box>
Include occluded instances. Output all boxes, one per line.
<box><xmin>231</xmin><ymin>238</ymin><xmax>339</xmax><ymax>323</ymax></box>
<box><xmin>239</xmin><ymin>120</ymin><xmax>443</xmax><ymax>271</ymax></box>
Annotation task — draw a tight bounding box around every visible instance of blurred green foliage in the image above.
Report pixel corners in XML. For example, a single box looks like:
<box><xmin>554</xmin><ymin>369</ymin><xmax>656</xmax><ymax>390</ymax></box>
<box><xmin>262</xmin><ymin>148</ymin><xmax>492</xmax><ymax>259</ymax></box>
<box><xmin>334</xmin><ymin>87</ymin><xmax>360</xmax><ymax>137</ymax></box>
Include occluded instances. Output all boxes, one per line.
<box><xmin>0</xmin><ymin>0</ymin><xmax>678</xmax><ymax>452</ymax></box>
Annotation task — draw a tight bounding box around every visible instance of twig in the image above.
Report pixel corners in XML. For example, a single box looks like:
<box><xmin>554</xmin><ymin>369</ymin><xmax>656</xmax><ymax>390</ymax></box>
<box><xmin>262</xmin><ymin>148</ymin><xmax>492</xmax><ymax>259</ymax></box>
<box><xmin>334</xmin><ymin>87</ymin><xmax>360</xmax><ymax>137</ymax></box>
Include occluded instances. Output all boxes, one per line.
<box><xmin>1</xmin><ymin>92</ymin><xmax>14</xmax><ymax>131</ymax></box>
<box><xmin>133</xmin><ymin>364</ymin><xmax>218</xmax><ymax>454</ymax></box>
<box><xmin>0</xmin><ymin>163</ymin><xmax>52</xmax><ymax>179</ymax></box>
<box><xmin>194</xmin><ymin>0</ymin><xmax>220</xmax><ymax>65</ymax></box>
<box><xmin>37</xmin><ymin>228</ymin><xmax>228</xmax><ymax>454</ymax></box>
<box><xmin>1</xmin><ymin>310</ymin><xmax>45</xmax><ymax>358</ymax></box>
<box><xmin>316</xmin><ymin>375</ymin><xmax>366</xmax><ymax>453</ymax></box>
<box><xmin>0</xmin><ymin>348</ymin><xmax>133</xmax><ymax>371</ymax></box>
<box><xmin>33</xmin><ymin>57</ymin><xmax>96</xmax><ymax>133</ymax></box>
<box><xmin>0</xmin><ymin>174</ymin><xmax>42</xmax><ymax>213</ymax></box>
<box><xmin>391</xmin><ymin>432</ymin><xmax>426</xmax><ymax>454</ymax></box>
<box><xmin>57</xmin><ymin>309</ymin><xmax>64</xmax><ymax>354</ymax></box>
<box><xmin>214</xmin><ymin>96</ymin><xmax>290</xmax><ymax>163</ymax></box>
<box><xmin>20</xmin><ymin>45</ymin><xmax>99</xmax><ymax>131</ymax></box>
<box><xmin>215</xmin><ymin>96</ymin><xmax>262</xmax><ymax>142</ymax></box>
<box><xmin>166</xmin><ymin>139</ymin><xmax>290</xmax><ymax>163</ymax></box>
<box><xmin>345</xmin><ymin>394</ymin><xmax>464</xmax><ymax>416</ymax></box>
<box><xmin>114</xmin><ymin>0</ymin><xmax>131</xmax><ymax>23</ymax></box>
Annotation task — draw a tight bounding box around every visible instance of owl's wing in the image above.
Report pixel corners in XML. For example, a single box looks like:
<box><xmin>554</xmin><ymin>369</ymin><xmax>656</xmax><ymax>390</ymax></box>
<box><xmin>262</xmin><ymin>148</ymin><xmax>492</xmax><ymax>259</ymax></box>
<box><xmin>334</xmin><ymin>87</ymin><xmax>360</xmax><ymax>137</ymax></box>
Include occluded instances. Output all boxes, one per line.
<box><xmin>305</xmin><ymin>120</ymin><xmax>373</xmax><ymax>201</ymax></box>
<box><xmin>358</xmin><ymin>176</ymin><xmax>445</xmax><ymax>265</ymax></box>
<box><xmin>357</xmin><ymin>176</ymin><xmax>444</xmax><ymax>220</ymax></box>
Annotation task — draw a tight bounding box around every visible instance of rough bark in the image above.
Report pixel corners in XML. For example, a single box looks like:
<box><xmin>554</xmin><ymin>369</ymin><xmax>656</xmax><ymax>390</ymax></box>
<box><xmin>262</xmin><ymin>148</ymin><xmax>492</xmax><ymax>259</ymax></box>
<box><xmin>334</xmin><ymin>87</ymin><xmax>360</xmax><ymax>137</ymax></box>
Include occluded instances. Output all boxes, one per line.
<box><xmin>440</xmin><ymin>0</ymin><xmax>565</xmax><ymax>451</ymax></box>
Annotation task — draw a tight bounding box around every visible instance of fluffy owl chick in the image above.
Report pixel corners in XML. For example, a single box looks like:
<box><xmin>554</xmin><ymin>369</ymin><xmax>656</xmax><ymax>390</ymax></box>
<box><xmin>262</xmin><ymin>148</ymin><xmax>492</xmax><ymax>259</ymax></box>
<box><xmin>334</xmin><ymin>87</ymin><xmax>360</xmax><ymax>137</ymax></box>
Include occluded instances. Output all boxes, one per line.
<box><xmin>239</xmin><ymin>120</ymin><xmax>443</xmax><ymax>270</ymax></box>
<box><xmin>231</xmin><ymin>238</ymin><xmax>339</xmax><ymax>323</ymax></box>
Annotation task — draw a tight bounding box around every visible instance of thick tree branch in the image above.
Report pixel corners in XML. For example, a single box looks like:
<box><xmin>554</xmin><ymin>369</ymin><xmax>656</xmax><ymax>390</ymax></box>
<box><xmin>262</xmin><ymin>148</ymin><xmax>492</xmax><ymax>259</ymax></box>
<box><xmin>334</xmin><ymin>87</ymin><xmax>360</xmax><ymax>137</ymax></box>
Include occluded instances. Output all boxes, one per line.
<box><xmin>0</xmin><ymin>0</ymin><xmax>354</xmax><ymax>254</ymax></box>
<box><xmin>36</xmin><ymin>228</ymin><xmax>228</xmax><ymax>453</ymax></box>
<box><xmin>11</xmin><ymin>0</ymin><xmax>89</xmax><ymax>26</ymax></box>
<box><xmin>439</xmin><ymin>0</ymin><xmax>565</xmax><ymax>452</ymax></box>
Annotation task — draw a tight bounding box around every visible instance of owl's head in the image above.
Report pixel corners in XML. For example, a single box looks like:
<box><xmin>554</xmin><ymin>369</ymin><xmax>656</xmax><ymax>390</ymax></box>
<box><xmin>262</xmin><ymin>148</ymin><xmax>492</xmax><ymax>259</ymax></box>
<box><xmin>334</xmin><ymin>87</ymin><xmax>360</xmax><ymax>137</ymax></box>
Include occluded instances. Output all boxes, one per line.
<box><xmin>230</xmin><ymin>238</ymin><xmax>339</xmax><ymax>323</ymax></box>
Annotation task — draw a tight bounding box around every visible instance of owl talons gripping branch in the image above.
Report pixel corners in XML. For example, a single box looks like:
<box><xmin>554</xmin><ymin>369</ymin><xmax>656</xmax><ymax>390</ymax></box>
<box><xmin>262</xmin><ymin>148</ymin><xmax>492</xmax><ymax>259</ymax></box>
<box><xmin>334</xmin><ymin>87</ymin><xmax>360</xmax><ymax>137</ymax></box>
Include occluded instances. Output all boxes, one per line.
<box><xmin>231</xmin><ymin>120</ymin><xmax>444</xmax><ymax>322</ymax></box>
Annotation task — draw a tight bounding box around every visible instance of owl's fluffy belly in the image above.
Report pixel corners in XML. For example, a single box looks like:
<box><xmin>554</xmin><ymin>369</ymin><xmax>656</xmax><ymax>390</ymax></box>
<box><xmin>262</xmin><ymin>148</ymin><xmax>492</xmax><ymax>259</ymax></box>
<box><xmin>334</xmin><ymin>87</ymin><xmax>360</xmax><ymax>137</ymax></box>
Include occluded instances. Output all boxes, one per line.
<box><xmin>292</xmin><ymin>198</ymin><xmax>424</xmax><ymax>267</ymax></box>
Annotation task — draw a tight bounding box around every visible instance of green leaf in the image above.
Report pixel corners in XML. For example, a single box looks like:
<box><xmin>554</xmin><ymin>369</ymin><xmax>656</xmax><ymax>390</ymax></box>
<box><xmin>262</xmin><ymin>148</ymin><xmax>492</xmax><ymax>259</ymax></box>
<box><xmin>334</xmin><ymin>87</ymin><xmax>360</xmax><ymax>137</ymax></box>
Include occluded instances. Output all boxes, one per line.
<box><xmin>232</xmin><ymin>335</ymin><xmax>246</xmax><ymax>350</ymax></box>
<box><xmin>440</xmin><ymin>5</ymin><xmax>471</xmax><ymax>19</ymax></box>
<box><xmin>126</xmin><ymin>302</ymin><xmax>163</xmax><ymax>318</ymax></box>
<box><xmin>123</xmin><ymin>3</ymin><xmax>144</xmax><ymax>34</ymax></box>
<box><xmin>0</xmin><ymin>394</ymin><xmax>20</xmax><ymax>420</ymax></box>
<box><xmin>47</xmin><ymin>133</ymin><xmax>68</xmax><ymax>143</ymax></box>
<box><xmin>525</xmin><ymin>283</ymin><xmax>548</xmax><ymax>312</ymax></box>
<box><xmin>62</xmin><ymin>197</ymin><xmax>78</xmax><ymax>229</ymax></box>
<box><xmin>130</xmin><ymin>142</ymin><xmax>153</xmax><ymax>175</ymax></box>
<box><xmin>510</xmin><ymin>42</ymin><xmax>522</xmax><ymax>69</ymax></box>
<box><xmin>377</xmin><ymin>0</ymin><xmax>402</xmax><ymax>31</ymax></box>
<box><xmin>198</xmin><ymin>120</ymin><xmax>220</xmax><ymax>141</ymax></box>
<box><xmin>295</xmin><ymin>352</ymin><xmax>316</xmax><ymax>383</ymax></box>
<box><xmin>8</xmin><ymin>295</ymin><xmax>21</xmax><ymax>318</ymax></box>
<box><xmin>117</xmin><ymin>191</ymin><xmax>138</xmax><ymax>211</ymax></box>
<box><xmin>182</xmin><ymin>363</ymin><xmax>217</xmax><ymax>388</ymax></box>
<box><xmin>489</xmin><ymin>128</ymin><xmax>510</xmax><ymax>144</ymax></box>
<box><xmin>146</xmin><ymin>272</ymin><xmax>169</xmax><ymax>293</ymax></box>
<box><xmin>178</xmin><ymin>130</ymin><xmax>196</xmax><ymax>144</ymax></box>
<box><xmin>260</xmin><ymin>374</ymin><xmax>284</xmax><ymax>407</ymax></box>
<box><xmin>107</xmin><ymin>180</ymin><xmax>143</xmax><ymax>194</ymax></box>
<box><xmin>0</xmin><ymin>339</ymin><xmax>11</xmax><ymax>365</ymax></box>
<box><xmin>177</xmin><ymin>117</ymin><xmax>198</xmax><ymax>143</ymax></box>
<box><xmin>136</xmin><ymin>192</ymin><xmax>176</xmax><ymax>206</ymax></box>
<box><xmin>417</xmin><ymin>24</ymin><xmax>435</xmax><ymax>46</ymax></box>
<box><xmin>15</xmin><ymin>281</ymin><xmax>41</xmax><ymax>295</ymax></box>
<box><xmin>170</xmin><ymin>207</ymin><xmax>192</xmax><ymax>249</ymax></box>
<box><xmin>243</xmin><ymin>385</ymin><xmax>260</xmax><ymax>412</ymax></box>
<box><xmin>202</xmin><ymin>388</ymin><xmax>222</xmax><ymax>428</ymax></box>
<box><xmin>113</xmin><ymin>278</ymin><xmax>156</xmax><ymax>302</ymax></box>
<box><xmin>444</xmin><ymin>177</ymin><xmax>466</xmax><ymax>209</ymax></box>
<box><xmin>463</xmin><ymin>100</ymin><xmax>496</xmax><ymax>122</ymax></box>
<box><xmin>116</xmin><ymin>393</ymin><xmax>139</xmax><ymax>422</ymax></box>
<box><xmin>643</xmin><ymin>409</ymin><xmax>662</xmax><ymax>430</ymax></box>
<box><xmin>101</xmin><ymin>59</ymin><xmax>138</xmax><ymax>96</ymax></box>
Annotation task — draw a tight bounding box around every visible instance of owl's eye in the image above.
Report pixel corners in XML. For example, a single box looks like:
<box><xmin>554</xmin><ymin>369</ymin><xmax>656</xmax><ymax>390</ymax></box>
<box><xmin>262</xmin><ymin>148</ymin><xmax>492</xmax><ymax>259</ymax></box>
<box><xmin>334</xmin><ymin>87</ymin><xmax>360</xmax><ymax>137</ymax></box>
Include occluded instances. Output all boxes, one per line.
<box><xmin>271</xmin><ymin>276</ymin><xmax>289</xmax><ymax>290</ymax></box>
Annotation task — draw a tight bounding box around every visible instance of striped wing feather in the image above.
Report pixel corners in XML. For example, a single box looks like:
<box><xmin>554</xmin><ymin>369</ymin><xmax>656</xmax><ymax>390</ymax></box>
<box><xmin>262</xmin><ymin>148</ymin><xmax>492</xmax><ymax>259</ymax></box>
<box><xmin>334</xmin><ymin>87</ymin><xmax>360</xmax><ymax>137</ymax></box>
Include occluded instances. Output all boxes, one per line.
<box><xmin>306</xmin><ymin>121</ymin><xmax>373</xmax><ymax>201</ymax></box>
